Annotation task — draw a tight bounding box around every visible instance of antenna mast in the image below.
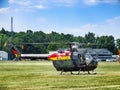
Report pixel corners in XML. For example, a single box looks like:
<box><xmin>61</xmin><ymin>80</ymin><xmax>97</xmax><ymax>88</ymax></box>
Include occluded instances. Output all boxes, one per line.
<box><xmin>11</xmin><ymin>17</ymin><xmax>13</xmax><ymax>38</ymax></box>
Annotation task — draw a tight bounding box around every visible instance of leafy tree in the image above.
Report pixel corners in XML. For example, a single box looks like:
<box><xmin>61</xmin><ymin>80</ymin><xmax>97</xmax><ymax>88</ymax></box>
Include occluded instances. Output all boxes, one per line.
<box><xmin>47</xmin><ymin>42</ymin><xmax>58</xmax><ymax>51</ymax></box>
<box><xmin>116</xmin><ymin>39</ymin><xmax>120</xmax><ymax>49</ymax></box>
<box><xmin>75</xmin><ymin>36</ymin><xmax>85</xmax><ymax>43</ymax></box>
<box><xmin>96</xmin><ymin>35</ymin><xmax>116</xmax><ymax>53</ymax></box>
<box><xmin>85</xmin><ymin>32</ymin><xmax>96</xmax><ymax>43</ymax></box>
<box><xmin>0</xmin><ymin>28</ymin><xmax>120</xmax><ymax>58</ymax></box>
<box><xmin>0</xmin><ymin>28</ymin><xmax>6</xmax><ymax>34</ymax></box>
<box><xmin>33</xmin><ymin>31</ymin><xmax>46</xmax><ymax>43</ymax></box>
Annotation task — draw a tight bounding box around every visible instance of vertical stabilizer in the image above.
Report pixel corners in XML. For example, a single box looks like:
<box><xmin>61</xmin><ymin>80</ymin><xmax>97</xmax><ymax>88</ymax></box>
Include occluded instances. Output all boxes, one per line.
<box><xmin>11</xmin><ymin>45</ymin><xmax>21</xmax><ymax>58</ymax></box>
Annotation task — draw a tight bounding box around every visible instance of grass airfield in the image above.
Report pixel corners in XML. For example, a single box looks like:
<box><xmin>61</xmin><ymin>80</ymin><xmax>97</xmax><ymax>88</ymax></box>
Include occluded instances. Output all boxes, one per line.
<box><xmin>0</xmin><ymin>61</ymin><xmax>120</xmax><ymax>90</ymax></box>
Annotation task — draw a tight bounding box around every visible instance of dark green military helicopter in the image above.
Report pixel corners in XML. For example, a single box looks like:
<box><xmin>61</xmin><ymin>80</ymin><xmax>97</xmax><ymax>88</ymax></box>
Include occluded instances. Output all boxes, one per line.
<box><xmin>9</xmin><ymin>42</ymin><xmax>98</xmax><ymax>75</ymax></box>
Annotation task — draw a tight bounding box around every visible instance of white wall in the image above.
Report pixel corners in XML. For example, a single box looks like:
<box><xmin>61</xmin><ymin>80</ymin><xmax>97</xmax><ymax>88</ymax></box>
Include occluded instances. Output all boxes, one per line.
<box><xmin>0</xmin><ymin>51</ymin><xmax>8</xmax><ymax>60</ymax></box>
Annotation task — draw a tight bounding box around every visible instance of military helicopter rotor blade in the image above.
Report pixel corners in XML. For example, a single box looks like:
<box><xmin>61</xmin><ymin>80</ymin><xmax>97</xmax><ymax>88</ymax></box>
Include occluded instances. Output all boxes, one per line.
<box><xmin>22</xmin><ymin>42</ymin><xmax>63</xmax><ymax>45</ymax></box>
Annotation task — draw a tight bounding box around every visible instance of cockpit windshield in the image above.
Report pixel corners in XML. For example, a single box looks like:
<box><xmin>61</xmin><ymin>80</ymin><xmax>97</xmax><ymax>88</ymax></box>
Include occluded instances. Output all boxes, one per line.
<box><xmin>85</xmin><ymin>54</ymin><xmax>93</xmax><ymax>65</ymax></box>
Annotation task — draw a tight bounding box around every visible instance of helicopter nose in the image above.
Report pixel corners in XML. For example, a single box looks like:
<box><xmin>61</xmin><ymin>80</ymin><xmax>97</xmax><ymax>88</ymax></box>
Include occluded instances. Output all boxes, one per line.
<box><xmin>92</xmin><ymin>59</ymin><xmax>98</xmax><ymax>67</ymax></box>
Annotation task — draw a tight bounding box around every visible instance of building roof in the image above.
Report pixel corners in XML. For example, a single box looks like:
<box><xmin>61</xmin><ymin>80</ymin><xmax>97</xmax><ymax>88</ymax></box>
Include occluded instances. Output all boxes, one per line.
<box><xmin>0</xmin><ymin>51</ymin><xmax>8</xmax><ymax>54</ymax></box>
<box><xmin>78</xmin><ymin>48</ymin><xmax>112</xmax><ymax>55</ymax></box>
<box><xmin>94</xmin><ymin>49</ymin><xmax>112</xmax><ymax>55</ymax></box>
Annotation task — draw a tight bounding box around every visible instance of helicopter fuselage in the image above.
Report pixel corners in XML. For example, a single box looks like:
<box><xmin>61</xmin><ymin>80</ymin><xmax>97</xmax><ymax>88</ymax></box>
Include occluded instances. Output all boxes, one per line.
<box><xmin>48</xmin><ymin>48</ymin><xmax>98</xmax><ymax>74</ymax></box>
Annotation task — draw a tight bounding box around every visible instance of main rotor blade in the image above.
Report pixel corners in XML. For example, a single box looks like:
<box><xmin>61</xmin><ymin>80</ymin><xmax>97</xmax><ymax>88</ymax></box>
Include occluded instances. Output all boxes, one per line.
<box><xmin>22</xmin><ymin>43</ymin><xmax>62</xmax><ymax>45</ymax></box>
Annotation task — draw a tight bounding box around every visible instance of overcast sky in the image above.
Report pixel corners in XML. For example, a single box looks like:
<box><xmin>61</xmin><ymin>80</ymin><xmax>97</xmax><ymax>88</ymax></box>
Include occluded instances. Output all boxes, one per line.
<box><xmin>0</xmin><ymin>0</ymin><xmax>120</xmax><ymax>39</ymax></box>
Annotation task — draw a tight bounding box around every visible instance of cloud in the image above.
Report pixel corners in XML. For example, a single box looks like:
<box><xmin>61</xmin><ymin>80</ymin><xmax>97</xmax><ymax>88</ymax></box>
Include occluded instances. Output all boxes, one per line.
<box><xmin>9</xmin><ymin>0</ymin><xmax>32</xmax><ymax>6</ymax></box>
<box><xmin>58</xmin><ymin>16</ymin><xmax>120</xmax><ymax>39</ymax></box>
<box><xmin>0</xmin><ymin>7</ymin><xmax>10</xmax><ymax>14</ymax></box>
<box><xmin>82</xmin><ymin>0</ymin><xmax>120</xmax><ymax>5</ymax></box>
<box><xmin>52</xmin><ymin>0</ymin><xmax>78</xmax><ymax>7</ymax></box>
<box><xmin>8</xmin><ymin>0</ymin><xmax>14</xmax><ymax>4</ymax></box>
<box><xmin>4</xmin><ymin>0</ymin><xmax>78</xmax><ymax>14</ymax></box>
<box><xmin>8</xmin><ymin>0</ymin><xmax>47</xmax><ymax>12</ymax></box>
<box><xmin>6</xmin><ymin>0</ymin><xmax>120</xmax><ymax>13</ymax></box>
<box><xmin>34</xmin><ymin>5</ymin><xmax>46</xmax><ymax>9</ymax></box>
<box><xmin>7</xmin><ymin>0</ymin><xmax>120</xmax><ymax>9</ymax></box>
<box><xmin>83</xmin><ymin>0</ymin><xmax>98</xmax><ymax>5</ymax></box>
<box><xmin>106</xmin><ymin>16</ymin><xmax>120</xmax><ymax>25</ymax></box>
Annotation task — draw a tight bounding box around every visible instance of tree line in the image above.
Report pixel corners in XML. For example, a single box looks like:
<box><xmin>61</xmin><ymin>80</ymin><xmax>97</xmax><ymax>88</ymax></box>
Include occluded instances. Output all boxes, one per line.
<box><xmin>0</xmin><ymin>28</ymin><xmax>120</xmax><ymax>59</ymax></box>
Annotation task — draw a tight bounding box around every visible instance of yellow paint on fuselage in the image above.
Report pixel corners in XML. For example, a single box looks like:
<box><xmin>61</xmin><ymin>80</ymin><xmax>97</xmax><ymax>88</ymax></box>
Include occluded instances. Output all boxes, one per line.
<box><xmin>49</xmin><ymin>56</ymin><xmax>71</xmax><ymax>61</ymax></box>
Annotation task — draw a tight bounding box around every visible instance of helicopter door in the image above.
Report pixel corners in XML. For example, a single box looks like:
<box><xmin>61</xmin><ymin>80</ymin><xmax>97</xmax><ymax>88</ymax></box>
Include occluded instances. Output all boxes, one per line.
<box><xmin>78</xmin><ymin>54</ymin><xmax>85</xmax><ymax>64</ymax></box>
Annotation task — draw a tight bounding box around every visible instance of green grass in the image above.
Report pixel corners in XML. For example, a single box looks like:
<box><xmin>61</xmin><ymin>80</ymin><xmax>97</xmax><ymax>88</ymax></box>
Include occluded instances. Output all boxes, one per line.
<box><xmin>0</xmin><ymin>61</ymin><xmax>120</xmax><ymax>90</ymax></box>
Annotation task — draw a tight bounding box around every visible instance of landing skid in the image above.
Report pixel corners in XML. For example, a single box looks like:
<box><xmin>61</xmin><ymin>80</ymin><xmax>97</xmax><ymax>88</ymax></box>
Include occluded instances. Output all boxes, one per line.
<box><xmin>87</xmin><ymin>70</ymin><xmax>97</xmax><ymax>75</ymax></box>
<box><xmin>60</xmin><ymin>69</ymin><xmax>64</xmax><ymax>75</ymax></box>
<box><xmin>60</xmin><ymin>70</ymin><xmax>74</xmax><ymax>75</ymax></box>
<box><xmin>60</xmin><ymin>70</ymin><xmax>97</xmax><ymax>75</ymax></box>
<box><xmin>77</xmin><ymin>69</ymin><xmax>81</xmax><ymax>75</ymax></box>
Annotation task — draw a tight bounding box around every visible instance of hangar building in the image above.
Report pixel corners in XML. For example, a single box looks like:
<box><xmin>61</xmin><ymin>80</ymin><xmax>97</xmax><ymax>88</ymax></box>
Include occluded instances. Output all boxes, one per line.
<box><xmin>0</xmin><ymin>51</ymin><xmax>8</xmax><ymax>60</ymax></box>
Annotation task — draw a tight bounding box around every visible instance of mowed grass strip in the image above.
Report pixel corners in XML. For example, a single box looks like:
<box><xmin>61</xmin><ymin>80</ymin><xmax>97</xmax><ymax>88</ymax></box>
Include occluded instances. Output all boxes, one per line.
<box><xmin>0</xmin><ymin>61</ymin><xmax>120</xmax><ymax>90</ymax></box>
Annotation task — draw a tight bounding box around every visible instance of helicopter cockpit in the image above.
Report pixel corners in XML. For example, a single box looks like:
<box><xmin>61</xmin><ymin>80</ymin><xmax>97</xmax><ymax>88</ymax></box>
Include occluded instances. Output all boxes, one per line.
<box><xmin>57</xmin><ymin>48</ymin><xmax>70</xmax><ymax>53</ymax></box>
